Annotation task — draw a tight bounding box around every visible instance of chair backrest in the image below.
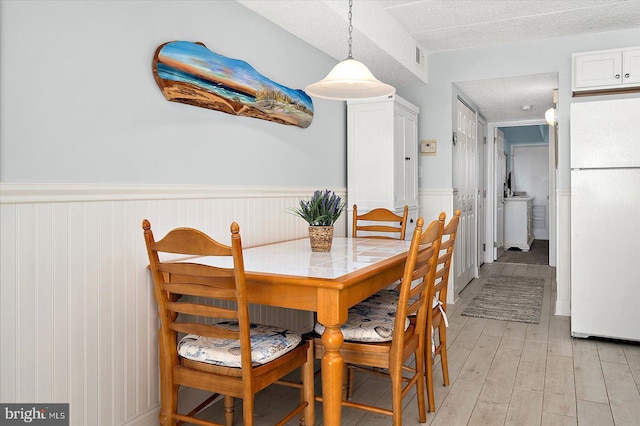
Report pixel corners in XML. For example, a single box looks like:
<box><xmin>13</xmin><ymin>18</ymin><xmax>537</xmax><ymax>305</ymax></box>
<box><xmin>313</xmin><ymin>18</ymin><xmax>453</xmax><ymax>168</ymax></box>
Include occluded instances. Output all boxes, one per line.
<box><xmin>433</xmin><ymin>210</ymin><xmax>461</xmax><ymax>310</ymax></box>
<box><xmin>142</xmin><ymin>220</ymin><xmax>254</xmax><ymax>373</ymax></box>
<box><xmin>392</xmin><ymin>216</ymin><xmax>443</xmax><ymax>357</ymax></box>
<box><xmin>352</xmin><ymin>204</ymin><xmax>409</xmax><ymax>239</ymax></box>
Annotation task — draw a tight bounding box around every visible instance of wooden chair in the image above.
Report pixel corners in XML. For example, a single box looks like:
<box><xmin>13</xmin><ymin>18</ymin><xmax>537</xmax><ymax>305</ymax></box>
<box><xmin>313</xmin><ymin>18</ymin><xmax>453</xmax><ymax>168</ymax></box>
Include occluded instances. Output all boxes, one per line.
<box><xmin>142</xmin><ymin>220</ymin><xmax>314</xmax><ymax>426</ymax></box>
<box><xmin>314</xmin><ymin>216</ymin><xmax>443</xmax><ymax>425</ymax></box>
<box><xmin>425</xmin><ymin>209</ymin><xmax>460</xmax><ymax>413</ymax></box>
<box><xmin>352</xmin><ymin>204</ymin><xmax>409</xmax><ymax>240</ymax></box>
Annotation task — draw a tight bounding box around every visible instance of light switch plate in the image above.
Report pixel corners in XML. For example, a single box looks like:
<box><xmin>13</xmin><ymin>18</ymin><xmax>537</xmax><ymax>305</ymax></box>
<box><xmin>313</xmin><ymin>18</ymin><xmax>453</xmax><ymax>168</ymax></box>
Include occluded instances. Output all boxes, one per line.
<box><xmin>421</xmin><ymin>139</ymin><xmax>437</xmax><ymax>155</ymax></box>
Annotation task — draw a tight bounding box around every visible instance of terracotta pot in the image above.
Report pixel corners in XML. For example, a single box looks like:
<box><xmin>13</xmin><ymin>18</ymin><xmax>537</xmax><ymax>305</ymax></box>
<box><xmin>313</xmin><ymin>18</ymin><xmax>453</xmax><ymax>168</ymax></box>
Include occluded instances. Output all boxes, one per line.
<box><xmin>308</xmin><ymin>225</ymin><xmax>334</xmax><ymax>252</ymax></box>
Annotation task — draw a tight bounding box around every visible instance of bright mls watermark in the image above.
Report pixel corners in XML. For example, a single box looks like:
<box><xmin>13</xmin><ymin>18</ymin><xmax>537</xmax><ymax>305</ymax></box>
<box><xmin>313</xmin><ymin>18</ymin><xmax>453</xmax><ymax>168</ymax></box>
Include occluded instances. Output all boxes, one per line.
<box><xmin>0</xmin><ymin>404</ymin><xmax>68</xmax><ymax>425</ymax></box>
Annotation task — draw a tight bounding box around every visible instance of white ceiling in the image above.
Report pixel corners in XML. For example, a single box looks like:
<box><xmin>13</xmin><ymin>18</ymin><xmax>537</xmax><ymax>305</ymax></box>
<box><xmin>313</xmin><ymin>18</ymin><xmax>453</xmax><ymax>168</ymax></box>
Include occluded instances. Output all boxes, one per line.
<box><xmin>239</xmin><ymin>0</ymin><xmax>640</xmax><ymax>122</ymax></box>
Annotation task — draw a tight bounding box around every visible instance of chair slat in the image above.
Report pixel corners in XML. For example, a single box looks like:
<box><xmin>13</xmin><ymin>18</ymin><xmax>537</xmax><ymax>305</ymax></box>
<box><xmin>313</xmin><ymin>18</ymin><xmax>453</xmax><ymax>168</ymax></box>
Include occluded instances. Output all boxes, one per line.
<box><xmin>162</xmin><ymin>282</ymin><xmax>237</xmax><ymax>300</ymax></box>
<box><xmin>168</xmin><ymin>302</ymin><xmax>238</xmax><ymax>320</ymax></box>
<box><xmin>171</xmin><ymin>322</ymin><xmax>239</xmax><ymax>339</ymax></box>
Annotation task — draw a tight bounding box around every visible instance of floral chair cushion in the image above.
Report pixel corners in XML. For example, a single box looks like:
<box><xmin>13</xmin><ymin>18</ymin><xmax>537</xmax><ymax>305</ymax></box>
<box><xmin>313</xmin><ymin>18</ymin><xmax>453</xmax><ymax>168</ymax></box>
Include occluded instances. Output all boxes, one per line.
<box><xmin>314</xmin><ymin>302</ymin><xmax>409</xmax><ymax>343</ymax></box>
<box><xmin>178</xmin><ymin>322</ymin><xmax>302</xmax><ymax>368</ymax></box>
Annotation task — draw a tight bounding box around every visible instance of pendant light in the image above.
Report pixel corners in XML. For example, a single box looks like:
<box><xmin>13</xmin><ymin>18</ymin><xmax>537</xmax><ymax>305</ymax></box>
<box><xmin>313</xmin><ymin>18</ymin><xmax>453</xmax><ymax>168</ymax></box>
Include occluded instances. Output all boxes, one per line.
<box><xmin>305</xmin><ymin>0</ymin><xmax>395</xmax><ymax>100</ymax></box>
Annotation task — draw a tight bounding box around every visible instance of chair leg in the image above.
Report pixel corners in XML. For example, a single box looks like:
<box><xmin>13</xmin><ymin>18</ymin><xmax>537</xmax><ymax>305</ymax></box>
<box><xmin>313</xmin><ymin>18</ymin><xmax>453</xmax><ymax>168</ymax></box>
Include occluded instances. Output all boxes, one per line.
<box><xmin>224</xmin><ymin>396</ymin><xmax>234</xmax><ymax>426</ymax></box>
<box><xmin>161</xmin><ymin>383</ymin><xmax>179</xmax><ymax>426</ymax></box>
<box><xmin>415</xmin><ymin>349</ymin><xmax>427</xmax><ymax>423</ymax></box>
<box><xmin>425</xmin><ymin>328</ymin><xmax>436</xmax><ymax>413</ymax></box>
<box><xmin>301</xmin><ymin>342</ymin><xmax>315</xmax><ymax>426</ymax></box>
<box><xmin>242</xmin><ymin>395</ymin><xmax>254</xmax><ymax>426</ymax></box>
<box><xmin>341</xmin><ymin>364</ymin><xmax>356</xmax><ymax>400</ymax></box>
<box><xmin>439</xmin><ymin>323</ymin><xmax>450</xmax><ymax>386</ymax></box>
<box><xmin>390</xmin><ymin>367</ymin><xmax>404</xmax><ymax>426</ymax></box>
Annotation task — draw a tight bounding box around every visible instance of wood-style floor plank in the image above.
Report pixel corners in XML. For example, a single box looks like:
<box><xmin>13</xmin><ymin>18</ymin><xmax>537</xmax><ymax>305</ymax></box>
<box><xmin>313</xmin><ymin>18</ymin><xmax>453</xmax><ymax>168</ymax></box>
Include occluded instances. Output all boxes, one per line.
<box><xmin>190</xmin><ymin>261</ymin><xmax>640</xmax><ymax>426</ymax></box>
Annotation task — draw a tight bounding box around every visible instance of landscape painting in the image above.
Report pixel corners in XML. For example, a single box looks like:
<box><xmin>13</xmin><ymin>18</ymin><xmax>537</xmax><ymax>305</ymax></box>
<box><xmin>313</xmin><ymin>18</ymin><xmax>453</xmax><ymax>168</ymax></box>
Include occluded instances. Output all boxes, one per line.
<box><xmin>153</xmin><ymin>41</ymin><xmax>314</xmax><ymax>128</ymax></box>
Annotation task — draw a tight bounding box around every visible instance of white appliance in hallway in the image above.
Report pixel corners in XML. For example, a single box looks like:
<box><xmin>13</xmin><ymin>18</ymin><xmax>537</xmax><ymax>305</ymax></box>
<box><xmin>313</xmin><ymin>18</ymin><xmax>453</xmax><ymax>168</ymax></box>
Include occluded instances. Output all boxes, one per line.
<box><xmin>570</xmin><ymin>97</ymin><xmax>640</xmax><ymax>342</ymax></box>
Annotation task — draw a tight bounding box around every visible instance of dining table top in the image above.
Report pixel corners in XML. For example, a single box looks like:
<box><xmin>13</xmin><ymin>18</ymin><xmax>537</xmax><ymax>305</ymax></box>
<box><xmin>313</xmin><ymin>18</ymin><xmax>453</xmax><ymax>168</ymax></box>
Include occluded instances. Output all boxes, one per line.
<box><xmin>188</xmin><ymin>236</ymin><xmax>413</xmax><ymax>281</ymax></box>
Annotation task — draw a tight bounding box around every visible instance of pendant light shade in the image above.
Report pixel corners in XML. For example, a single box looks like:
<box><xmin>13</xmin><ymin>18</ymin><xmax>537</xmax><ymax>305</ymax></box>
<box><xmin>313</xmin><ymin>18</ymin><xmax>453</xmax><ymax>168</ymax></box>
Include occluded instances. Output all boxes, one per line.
<box><xmin>305</xmin><ymin>58</ymin><xmax>395</xmax><ymax>100</ymax></box>
<box><xmin>305</xmin><ymin>0</ymin><xmax>395</xmax><ymax>100</ymax></box>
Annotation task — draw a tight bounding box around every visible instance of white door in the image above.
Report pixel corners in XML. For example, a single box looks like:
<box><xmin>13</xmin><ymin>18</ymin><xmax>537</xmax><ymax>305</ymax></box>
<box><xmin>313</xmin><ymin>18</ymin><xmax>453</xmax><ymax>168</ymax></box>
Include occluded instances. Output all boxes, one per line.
<box><xmin>454</xmin><ymin>98</ymin><xmax>475</xmax><ymax>289</ymax></box>
<box><xmin>494</xmin><ymin>128</ymin><xmax>506</xmax><ymax>260</ymax></box>
<box><xmin>477</xmin><ymin>121</ymin><xmax>486</xmax><ymax>267</ymax></box>
<box><xmin>511</xmin><ymin>144</ymin><xmax>549</xmax><ymax>239</ymax></box>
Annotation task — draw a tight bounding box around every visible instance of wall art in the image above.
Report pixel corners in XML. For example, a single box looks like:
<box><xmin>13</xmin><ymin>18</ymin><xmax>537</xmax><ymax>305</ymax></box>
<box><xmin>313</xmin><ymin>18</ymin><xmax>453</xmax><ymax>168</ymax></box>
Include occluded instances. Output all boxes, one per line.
<box><xmin>153</xmin><ymin>41</ymin><xmax>314</xmax><ymax>128</ymax></box>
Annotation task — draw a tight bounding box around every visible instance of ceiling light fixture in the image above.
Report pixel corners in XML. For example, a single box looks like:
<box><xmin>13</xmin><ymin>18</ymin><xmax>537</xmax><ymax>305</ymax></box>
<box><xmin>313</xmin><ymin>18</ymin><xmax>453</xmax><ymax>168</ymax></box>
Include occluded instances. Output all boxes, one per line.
<box><xmin>545</xmin><ymin>89</ymin><xmax>559</xmax><ymax>126</ymax></box>
<box><xmin>305</xmin><ymin>0</ymin><xmax>395</xmax><ymax>100</ymax></box>
<box><xmin>545</xmin><ymin>107</ymin><xmax>556</xmax><ymax>126</ymax></box>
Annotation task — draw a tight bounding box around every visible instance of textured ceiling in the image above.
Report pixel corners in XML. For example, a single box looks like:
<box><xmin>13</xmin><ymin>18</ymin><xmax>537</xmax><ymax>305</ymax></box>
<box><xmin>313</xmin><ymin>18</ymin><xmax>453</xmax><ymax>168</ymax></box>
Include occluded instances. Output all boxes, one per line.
<box><xmin>240</xmin><ymin>0</ymin><xmax>640</xmax><ymax>122</ymax></box>
<box><xmin>380</xmin><ymin>0</ymin><xmax>640</xmax><ymax>53</ymax></box>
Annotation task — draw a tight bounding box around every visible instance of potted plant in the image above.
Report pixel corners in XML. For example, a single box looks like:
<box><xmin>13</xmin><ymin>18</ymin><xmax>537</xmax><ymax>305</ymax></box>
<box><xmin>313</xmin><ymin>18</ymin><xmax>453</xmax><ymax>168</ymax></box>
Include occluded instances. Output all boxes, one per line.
<box><xmin>290</xmin><ymin>189</ymin><xmax>346</xmax><ymax>252</ymax></box>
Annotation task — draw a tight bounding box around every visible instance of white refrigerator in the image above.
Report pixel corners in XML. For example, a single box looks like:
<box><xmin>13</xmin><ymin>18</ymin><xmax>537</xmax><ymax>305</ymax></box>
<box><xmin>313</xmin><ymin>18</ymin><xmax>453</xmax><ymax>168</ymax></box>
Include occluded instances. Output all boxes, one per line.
<box><xmin>570</xmin><ymin>97</ymin><xmax>640</xmax><ymax>342</ymax></box>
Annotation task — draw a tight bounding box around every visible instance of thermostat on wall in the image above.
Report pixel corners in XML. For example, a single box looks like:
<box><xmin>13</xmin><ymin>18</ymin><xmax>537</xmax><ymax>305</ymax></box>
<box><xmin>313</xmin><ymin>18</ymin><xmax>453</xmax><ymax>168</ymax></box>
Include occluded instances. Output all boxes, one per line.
<box><xmin>421</xmin><ymin>139</ymin><xmax>437</xmax><ymax>155</ymax></box>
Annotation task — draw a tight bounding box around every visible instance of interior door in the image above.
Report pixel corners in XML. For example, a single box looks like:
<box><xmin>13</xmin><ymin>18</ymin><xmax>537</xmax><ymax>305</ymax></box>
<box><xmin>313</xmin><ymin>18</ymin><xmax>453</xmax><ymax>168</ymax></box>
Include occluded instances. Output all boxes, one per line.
<box><xmin>511</xmin><ymin>144</ymin><xmax>549</xmax><ymax>239</ymax></box>
<box><xmin>477</xmin><ymin>120</ymin><xmax>486</xmax><ymax>268</ymax></box>
<box><xmin>455</xmin><ymin>98</ymin><xmax>475</xmax><ymax>289</ymax></box>
<box><xmin>494</xmin><ymin>128</ymin><xmax>506</xmax><ymax>260</ymax></box>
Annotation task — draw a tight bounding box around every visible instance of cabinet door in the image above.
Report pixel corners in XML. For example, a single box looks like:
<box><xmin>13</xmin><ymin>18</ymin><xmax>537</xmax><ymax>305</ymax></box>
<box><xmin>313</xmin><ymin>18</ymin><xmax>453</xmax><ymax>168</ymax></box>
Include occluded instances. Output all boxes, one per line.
<box><xmin>574</xmin><ymin>51</ymin><xmax>622</xmax><ymax>89</ymax></box>
<box><xmin>623</xmin><ymin>48</ymin><xmax>640</xmax><ymax>85</ymax></box>
<box><xmin>393</xmin><ymin>106</ymin><xmax>418</xmax><ymax>209</ymax></box>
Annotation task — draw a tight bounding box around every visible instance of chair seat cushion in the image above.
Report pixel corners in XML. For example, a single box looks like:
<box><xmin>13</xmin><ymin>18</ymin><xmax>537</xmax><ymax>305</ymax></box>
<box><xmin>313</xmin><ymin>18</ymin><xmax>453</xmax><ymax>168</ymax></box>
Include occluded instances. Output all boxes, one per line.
<box><xmin>356</xmin><ymin>288</ymin><xmax>399</xmax><ymax>310</ymax></box>
<box><xmin>314</xmin><ymin>303</ymin><xmax>409</xmax><ymax>343</ymax></box>
<box><xmin>178</xmin><ymin>322</ymin><xmax>302</xmax><ymax>368</ymax></box>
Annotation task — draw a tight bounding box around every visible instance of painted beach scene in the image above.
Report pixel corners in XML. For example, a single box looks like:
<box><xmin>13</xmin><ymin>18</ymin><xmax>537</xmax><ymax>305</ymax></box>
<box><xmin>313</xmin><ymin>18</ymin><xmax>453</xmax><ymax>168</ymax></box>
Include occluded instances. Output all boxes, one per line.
<box><xmin>153</xmin><ymin>41</ymin><xmax>314</xmax><ymax>128</ymax></box>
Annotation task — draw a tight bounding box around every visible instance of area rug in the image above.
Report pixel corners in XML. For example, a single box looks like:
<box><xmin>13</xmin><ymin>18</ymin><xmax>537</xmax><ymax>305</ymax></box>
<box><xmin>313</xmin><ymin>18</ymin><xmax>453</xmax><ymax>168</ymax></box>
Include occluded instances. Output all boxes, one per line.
<box><xmin>461</xmin><ymin>275</ymin><xmax>544</xmax><ymax>324</ymax></box>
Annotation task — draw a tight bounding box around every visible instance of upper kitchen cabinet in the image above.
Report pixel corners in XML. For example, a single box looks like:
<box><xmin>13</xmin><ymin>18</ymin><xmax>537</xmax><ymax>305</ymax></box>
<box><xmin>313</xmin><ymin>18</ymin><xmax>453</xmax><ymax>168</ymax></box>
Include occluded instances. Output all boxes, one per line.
<box><xmin>347</xmin><ymin>95</ymin><xmax>419</xmax><ymax>236</ymax></box>
<box><xmin>573</xmin><ymin>46</ymin><xmax>640</xmax><ymax>95</ymax></box>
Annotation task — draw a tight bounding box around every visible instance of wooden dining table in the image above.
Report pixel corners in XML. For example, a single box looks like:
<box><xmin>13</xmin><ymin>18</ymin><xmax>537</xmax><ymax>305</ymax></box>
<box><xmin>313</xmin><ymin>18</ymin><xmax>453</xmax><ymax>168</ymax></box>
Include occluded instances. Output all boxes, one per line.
<box><xmin>191</xmin><ymin>236</ymin><xmax>412</xmax><ymax>426</ymax></box>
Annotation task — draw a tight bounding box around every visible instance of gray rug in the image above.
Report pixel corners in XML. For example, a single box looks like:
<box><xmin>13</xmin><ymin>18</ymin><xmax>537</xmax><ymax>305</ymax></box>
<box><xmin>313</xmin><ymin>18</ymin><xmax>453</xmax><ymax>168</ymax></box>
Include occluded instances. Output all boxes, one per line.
<box><xmin>461</xmin><ymin>275</ymin><xmax>544</xmax><ymax>324</ymax></box>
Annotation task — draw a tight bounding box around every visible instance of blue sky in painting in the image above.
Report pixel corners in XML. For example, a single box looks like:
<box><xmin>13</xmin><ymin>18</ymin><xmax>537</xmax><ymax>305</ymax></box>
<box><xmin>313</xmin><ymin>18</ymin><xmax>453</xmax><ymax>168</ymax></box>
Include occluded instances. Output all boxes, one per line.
<box><xmin>159</xmin><ymin>41</ymin><xmax>314</xmax><ymax>111</ymax></box>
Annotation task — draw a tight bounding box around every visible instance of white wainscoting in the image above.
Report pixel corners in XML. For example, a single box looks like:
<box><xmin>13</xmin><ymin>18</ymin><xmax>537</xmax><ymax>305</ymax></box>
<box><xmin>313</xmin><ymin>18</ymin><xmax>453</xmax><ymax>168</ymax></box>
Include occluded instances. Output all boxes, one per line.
<box><xmin>555</xmin><ymin>189</ymin><xmax>571</xmax><ymax>316</ymax></box>
<box><xmin>418</xmin><ymin>188</ymin><xmax>457</xmax><ymax>303</ymax></box>
<box><xmin>0</xmin><ymin>183</ymin><xmax>345</xmax><ymax>426</ymax></box>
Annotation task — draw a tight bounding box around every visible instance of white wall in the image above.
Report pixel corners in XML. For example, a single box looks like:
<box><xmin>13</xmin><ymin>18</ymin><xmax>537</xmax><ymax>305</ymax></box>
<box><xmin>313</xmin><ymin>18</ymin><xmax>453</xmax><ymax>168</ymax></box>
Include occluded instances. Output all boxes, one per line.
<box><xmin>0</xmin><ymin>0</ymin><xmax>346</xmax><ymax>187</ymax></box>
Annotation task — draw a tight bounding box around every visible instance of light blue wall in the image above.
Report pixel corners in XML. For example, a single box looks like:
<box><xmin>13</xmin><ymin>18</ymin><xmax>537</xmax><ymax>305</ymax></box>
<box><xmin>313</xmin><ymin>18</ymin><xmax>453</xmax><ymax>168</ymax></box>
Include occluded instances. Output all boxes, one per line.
<box><xmin>3</xmin><ymin>1</ymin><xmax>640</xmax><ymax>191</ymax></box>
<box><xmin>397</xmin><ymin>27</ymin><xmax>640</xmax><ymax>191</ymax></box>
<box><xmin>502</xmin><ymin>125</ymin><xmax>549</xmax><ymax>170</ymax></box>
<box><xmin>0</xmin><ymin>0</ymin><xmax>346</xmax><ymax>187</ymax></box>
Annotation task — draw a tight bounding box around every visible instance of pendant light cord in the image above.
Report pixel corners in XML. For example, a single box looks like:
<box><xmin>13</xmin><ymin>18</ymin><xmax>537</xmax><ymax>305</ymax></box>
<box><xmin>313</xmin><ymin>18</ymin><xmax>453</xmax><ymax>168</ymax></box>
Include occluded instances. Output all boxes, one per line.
<box><xmin>347</xmin><ymin>0</ymin><xmax>353</xmax><ymax>59</ymax></box>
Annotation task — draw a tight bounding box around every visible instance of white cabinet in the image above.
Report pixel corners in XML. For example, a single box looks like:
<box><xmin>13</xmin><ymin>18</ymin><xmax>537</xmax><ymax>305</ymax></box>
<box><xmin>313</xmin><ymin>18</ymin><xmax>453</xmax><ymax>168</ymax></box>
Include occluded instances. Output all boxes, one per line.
<box><xmin>573</xmin><ymin>46</ymin><xmax>640</xmax><ymax>93</ymax></box>
<box><xmin>347</xmin><ymin>95</ymin><xmax>419</xmax><ymax>239</ymax></box>
<box><xmin>504</xmin><ymin>197</ymin><xmax>534</xmax><ymax>251</ymax></box>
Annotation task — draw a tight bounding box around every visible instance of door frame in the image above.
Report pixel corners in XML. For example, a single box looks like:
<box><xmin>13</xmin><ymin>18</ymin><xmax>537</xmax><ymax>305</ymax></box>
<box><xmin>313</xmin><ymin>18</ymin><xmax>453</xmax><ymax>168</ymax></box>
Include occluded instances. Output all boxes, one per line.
<box><xmin>486</xmin><ymin>119</ymin><xmax>557</xmax><ymax>266</ymax></box>
<box><xmin>510</xmin><ymin>143</ymin><xmax>550</xmax><ymax>240</ymax></box>
<box><xmin>476</xmin><ymin>118</ymin><xmax>486</xmax><ymax>272</ymax></box>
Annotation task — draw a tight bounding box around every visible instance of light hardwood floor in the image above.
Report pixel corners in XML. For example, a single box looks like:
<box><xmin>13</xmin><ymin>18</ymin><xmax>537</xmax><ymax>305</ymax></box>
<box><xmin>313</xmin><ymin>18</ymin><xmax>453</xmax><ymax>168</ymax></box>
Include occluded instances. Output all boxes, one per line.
<box><xmin>197</xmin><ymin>261</ymin><xmax>640</xmax><ymax>425</ymax></box>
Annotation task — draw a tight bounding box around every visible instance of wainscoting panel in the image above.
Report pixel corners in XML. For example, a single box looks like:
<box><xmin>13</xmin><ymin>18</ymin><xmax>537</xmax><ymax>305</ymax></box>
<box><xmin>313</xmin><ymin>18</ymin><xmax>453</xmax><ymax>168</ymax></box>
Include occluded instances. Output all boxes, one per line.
<box><xmin>0</xmin><ymin>184</ymin><xmax>344</xmax><ymax>425</ymax></box>
<box><xmin>418</xmin><ymin>188</ymin><xmax>457</xmax><ymax>302</ymax></box>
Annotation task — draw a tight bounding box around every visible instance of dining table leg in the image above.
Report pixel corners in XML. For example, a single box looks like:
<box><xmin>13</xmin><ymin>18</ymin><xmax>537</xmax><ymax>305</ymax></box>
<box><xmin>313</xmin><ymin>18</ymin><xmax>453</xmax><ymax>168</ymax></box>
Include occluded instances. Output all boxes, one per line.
<box><xmin>320</xmin><ymin>324</ymin><xmax>344</xmax><ymax>426</ymax></box>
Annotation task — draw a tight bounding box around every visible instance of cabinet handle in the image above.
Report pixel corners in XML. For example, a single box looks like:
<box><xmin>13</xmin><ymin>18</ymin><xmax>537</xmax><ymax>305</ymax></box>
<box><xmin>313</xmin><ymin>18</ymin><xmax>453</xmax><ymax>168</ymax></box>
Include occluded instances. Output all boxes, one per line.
<box><xmin>625</xmin><ymin>73</ymin><xmax>630</xmax><ymax>78</ymax></box>
<box><xmin>615</xmin><ymin>74</ymin><xmax>621</xmax><ymax>79</ymax></box>
<box><xmin>405</xmin><ymin>157</ymin><xmax>411</xmax><ymax>160</ymax></box>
